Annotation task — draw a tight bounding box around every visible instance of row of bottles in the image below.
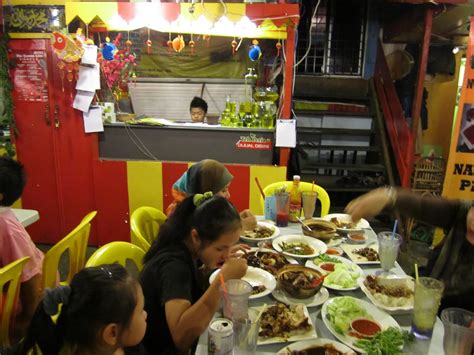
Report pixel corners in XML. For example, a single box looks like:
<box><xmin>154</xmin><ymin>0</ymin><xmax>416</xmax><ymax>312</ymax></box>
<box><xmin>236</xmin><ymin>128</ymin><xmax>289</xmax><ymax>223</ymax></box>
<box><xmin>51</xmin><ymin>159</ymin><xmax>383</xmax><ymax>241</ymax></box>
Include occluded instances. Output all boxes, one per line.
<box><xmin>220</xmin><ymin>99</ymin><xmax>275</xmax><ymax>128</ymax></box>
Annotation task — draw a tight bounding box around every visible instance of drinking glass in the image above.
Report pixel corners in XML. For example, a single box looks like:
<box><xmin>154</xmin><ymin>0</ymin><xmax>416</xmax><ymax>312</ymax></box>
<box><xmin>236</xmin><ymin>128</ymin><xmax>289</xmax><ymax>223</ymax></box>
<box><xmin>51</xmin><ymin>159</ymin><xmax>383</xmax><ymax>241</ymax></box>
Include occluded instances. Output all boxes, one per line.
<box><xmin>411</xmin><ymin>277</ymin><xmax>444</xmax><ymax>339</ymax></box>
<box><xmin>264</xmin><ymin>196</ymin><xmax>276</xmax><ymax>222</ymax></box>
<box><xmin>219</xmin><ymin>279</ymin><xmax>252</xmax><ymax>321</ymax></box>
<box><xmin>233</xmin><ymin>309</ymin><xmax>261</xmax><ymax>354</ymax></box>
<box><xmin>377</xmin><ymin>232</ymin><xmax>402</xmax><ymax>273</ymax></box>
<box><xmin>301</xmin><ymin>191</ymin><xmax>318</xmax><ymax>219</ymax></box>
<box><xmin>275</xmin><ymin>192</ymin><xmax>290</xmax><ymax>227</ymax></box>
<box><xmin>441</xmin><ymin>308</ymin><xmax>474</xmax><ymax>355</ymax></box>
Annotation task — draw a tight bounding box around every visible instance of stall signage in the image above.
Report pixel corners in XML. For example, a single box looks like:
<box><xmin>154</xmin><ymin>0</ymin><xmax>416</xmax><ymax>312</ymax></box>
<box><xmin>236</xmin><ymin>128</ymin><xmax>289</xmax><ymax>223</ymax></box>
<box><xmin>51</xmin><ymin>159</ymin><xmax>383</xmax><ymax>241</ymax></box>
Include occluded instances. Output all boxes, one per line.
<box><xmin>236</xmin><ymin>133</ymin><xmax>272</xmax><ymax>150</ymax></box>
<box><xmin>3</xmin><ymin>5</ymin><xmax>65</xmax><ymax>33</ymax></box>
<box><xmin>12</xmin><ymin>50</ymin><xmax>49</xmax><ymax>102</ymax></box>
<box><xmin>443</xmin><ymin>16</ymin><xmax>474</xmax><ymax>198</ymax></box>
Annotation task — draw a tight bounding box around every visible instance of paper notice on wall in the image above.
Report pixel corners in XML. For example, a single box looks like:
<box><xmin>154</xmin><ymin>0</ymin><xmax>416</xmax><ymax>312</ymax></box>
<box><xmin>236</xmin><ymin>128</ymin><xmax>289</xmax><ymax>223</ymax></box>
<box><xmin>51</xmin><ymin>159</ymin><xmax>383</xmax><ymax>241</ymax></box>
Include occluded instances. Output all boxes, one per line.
<box><xmin>76</xmin><ymin>63</ymin><xmax>100</xmax><ymax>92</ymax></box>
<box><xmin>73</xmin><ymin>90</ymin><xmax>95</xmax><ymax>112</ymax></box>
<box><xmin>81</xmin><ymin>45</ymin><xmax>98</xmax><ymax>66</ymax></box>
<box><xmin>83</xmin><ymin>106</ymin><xmax>103</xmax><ymax>133</ymax></box>
<box><xmin>275</xmin><ymin>119</ymin><xmax>296</xmax><ymax>147</ymax></box>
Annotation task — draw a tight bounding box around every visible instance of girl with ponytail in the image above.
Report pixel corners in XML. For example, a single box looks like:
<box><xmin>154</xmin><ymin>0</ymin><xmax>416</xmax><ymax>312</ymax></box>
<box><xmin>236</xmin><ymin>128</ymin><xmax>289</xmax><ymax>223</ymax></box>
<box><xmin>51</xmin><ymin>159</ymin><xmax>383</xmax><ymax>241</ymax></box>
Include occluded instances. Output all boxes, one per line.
<box><xmin>141</xmin><ymin>194</ymin><xmax>247</xmax><ymax>354</ymax></box>
<box><xmin>19</xmin><ymin>264</ymin><xmax>147</xmax><ymax>355</ymax></box>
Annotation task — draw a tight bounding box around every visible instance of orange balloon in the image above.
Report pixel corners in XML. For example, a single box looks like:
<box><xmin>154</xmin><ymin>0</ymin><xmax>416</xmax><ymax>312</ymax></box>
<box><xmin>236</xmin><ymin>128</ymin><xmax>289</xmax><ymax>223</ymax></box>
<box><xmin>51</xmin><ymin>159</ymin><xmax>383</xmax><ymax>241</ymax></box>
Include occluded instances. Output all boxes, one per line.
<box><xmin>172</xmin><ymin>35</ymin><xmax>185</xmax><ymax>53</ymax></box>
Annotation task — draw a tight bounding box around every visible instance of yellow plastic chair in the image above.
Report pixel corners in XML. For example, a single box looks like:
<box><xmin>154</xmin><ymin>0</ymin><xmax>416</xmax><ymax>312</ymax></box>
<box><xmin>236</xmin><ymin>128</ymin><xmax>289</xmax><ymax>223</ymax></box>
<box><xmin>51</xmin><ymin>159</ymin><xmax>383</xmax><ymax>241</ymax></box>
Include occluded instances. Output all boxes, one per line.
<box><xmin>261</xmin><ymin>181</ymin><xmax>331</xmax><ymax>217</ymax></box>
<box><xmin>42</xmin><ymin>211</ymin><xmax>97</xmax><ymax>290</ymax></box>
<box><xmin>85</xmin><ymin>242</ymin><xmax>146</xmax><ymax>272</ymax></box>
<box><xmin>130</xmin><ymin>207</ymin><xmax>167</xmax><ymax>252</ymax></box>
<box><xmin>0</xmin><ymin>256</ymin><xmax>30</xmax><ymax>347</ymax></box>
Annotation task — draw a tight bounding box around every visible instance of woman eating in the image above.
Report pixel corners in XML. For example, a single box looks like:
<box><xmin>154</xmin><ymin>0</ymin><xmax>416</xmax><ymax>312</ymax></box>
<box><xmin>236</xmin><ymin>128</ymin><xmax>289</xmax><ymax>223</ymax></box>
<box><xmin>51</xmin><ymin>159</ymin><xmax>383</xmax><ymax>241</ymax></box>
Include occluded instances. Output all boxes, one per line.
<box><xmin>140</xmin><ymin>193</ymin><xmax>248</xmax><ymax>354</ymax></box>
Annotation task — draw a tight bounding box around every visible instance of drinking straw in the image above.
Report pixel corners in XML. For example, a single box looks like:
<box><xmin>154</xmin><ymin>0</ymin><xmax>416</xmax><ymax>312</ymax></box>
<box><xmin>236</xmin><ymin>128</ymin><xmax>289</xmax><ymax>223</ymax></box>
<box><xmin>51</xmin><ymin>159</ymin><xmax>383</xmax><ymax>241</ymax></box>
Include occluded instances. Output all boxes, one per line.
<box><xmin>414</xmin><ymin>263</ymin><xmax>420</xmax><ymax>285</ymax></box>
<box><xmin>254</xmin><ymin>177</ymin><xmax>266</xmax><ymax>200</ymax></box>
<box><xmin>219</xmin><ymin>273</ymin><xmax>232</xmax><ymax>318</ymax></box>
<box><xmin>311</xmin><ymin>180</ymin><xmax>315</xmax><ymax>192</ymax></box>
<box><xmin>391</xmin><ymin>219</ymin><xmax>398</xmax><ymax>240</ymax></box>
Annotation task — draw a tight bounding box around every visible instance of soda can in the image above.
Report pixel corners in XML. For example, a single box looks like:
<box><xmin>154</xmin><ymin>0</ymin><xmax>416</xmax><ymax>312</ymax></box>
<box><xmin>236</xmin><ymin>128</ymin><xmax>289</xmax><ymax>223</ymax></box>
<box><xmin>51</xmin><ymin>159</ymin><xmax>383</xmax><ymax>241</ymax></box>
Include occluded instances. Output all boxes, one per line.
<box><xmin>208</xmin><ymin>318</ymin><xmax>233</xmax><ymax>355</ymax></box>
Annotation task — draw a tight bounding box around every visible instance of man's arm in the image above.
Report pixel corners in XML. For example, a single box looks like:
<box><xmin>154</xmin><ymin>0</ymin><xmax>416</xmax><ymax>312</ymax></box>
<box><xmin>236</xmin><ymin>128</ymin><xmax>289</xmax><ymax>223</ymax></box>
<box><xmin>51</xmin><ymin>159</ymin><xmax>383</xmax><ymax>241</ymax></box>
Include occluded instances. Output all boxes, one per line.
<box><xmin>13</xmin><ymin>273</ymin><xmax>42</xmax><ymax>341</ymax></box>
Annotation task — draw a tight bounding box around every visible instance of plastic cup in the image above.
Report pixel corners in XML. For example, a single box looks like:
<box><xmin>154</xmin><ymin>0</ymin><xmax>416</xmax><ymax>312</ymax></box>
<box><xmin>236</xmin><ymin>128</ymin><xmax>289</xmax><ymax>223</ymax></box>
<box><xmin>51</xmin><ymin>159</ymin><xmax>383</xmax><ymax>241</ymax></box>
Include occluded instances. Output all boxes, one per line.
<box><xmin>219</xmin><ymin>279</ymin><xmax>252</xmax><ymax>321</ymax></box>
<box><xmin>264</xmin><ymin>196</ymin><xmax>276</xmax><ymax>222</ymax></box>
<box><xmin>233</xmin><ymin>309</ymin><xmax>261</xmax><ymax>354</ymax></box>
<box><xmin>275</xmin><ymin>192</ymin><xmax>289</xmax><ymax>227</ymax></box>
<box><xmin>411</xmin><ymin>277</ymin><xmax>444</xmax><ymax>339</ymax></box>
<box><xmin>302</xmin><ymin>191</ymin><xmax>318</xmax><ymax>219</ymax></box>
<box><xmin>441</xmin><ymin>308</ymin><xmax>474</xmax><ymax>355</ymax></box>
<box><xmin>377</xmin><ymin>232</ymin><xmax>402</xmax><ymax>273</ymax></box>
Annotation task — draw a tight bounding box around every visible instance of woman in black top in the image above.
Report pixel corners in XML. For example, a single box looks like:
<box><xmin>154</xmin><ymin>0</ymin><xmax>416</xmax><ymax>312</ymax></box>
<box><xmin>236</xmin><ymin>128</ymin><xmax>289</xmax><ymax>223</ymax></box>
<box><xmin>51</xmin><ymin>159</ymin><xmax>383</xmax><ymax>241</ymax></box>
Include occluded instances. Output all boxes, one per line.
<box><xmin>140</xmin><ymin>193</ymin><xmax>248</xmax><ymax>354</ymax></box>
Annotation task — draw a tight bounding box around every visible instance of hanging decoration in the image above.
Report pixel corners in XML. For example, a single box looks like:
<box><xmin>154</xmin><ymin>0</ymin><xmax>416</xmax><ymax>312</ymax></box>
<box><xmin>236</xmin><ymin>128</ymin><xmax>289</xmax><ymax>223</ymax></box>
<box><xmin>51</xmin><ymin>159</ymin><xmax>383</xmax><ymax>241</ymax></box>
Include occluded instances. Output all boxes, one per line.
<box><xmin>98</xmin><ymin>33</ymin><xmax>137</xmax><ymax>101</ymax></box>
<box><xmin>167</xmin><ymin>33</ymin><xmax>173</xmax><ymax>52</ymax></box>
<box><xmin>276</xmin><ymin>40</ymin><xmax>282</xmax><ymax>57</ymax></box>
<box><xmin>172</xmin><ymin>35</ymin><xmax>185</xmax><ymax>53</ymax></box>
<box><xmin>248</xmin><ymin>39</ymin><xmax>262</xmax><ymax>62</ymax></box>
<box><xmin>203</xmin><ymin>34</ymin><xmax>211</xmax><ymax>47</ymax></box>
<box><xmin>231</xmin><ymin>37</ymin><xmax>238</xmax><ymax>55</ymax></box>
<box><xmin>146</xmin><ymin>28</ymin><xmax>152</xmax><ymax>55</ymax></box>
<box><xmin>189</xmin><ymin>34</ymin><xmax>195</xmax><ymax>55</ymax></box>
<box><xmin>51</xmin><ymin>30</ymin><xmax>84</xmax><ymax>86</ymax></box>
<box><xmin>102</xmin><ymin>36</ymin><xmax>117</xmax><ymax>61</ymax></box>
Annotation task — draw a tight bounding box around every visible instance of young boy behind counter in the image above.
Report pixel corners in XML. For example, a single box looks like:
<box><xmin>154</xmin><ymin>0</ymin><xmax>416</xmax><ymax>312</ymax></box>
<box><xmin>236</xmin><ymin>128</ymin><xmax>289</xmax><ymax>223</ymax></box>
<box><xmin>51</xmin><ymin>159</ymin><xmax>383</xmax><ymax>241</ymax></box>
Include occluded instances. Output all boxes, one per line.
<box><xmin>190</xmin><ymin>97</ymin><xmax>207</xmax><ymax>123</ymax></box>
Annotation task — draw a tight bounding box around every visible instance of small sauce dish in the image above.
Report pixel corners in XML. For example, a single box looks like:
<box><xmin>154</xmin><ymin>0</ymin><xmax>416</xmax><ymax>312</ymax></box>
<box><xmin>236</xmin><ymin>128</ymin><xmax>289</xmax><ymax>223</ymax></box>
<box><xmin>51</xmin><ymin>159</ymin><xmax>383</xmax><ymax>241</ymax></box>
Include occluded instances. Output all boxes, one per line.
<box><xmin>350</xmin><ymin>318</ymin><xmax>382</xmax><ymax>338</ymax></box>
<box><xmin>347</xmin><ymin>233</ymin><xmax>368</xmax><ymax>244</ymax></box>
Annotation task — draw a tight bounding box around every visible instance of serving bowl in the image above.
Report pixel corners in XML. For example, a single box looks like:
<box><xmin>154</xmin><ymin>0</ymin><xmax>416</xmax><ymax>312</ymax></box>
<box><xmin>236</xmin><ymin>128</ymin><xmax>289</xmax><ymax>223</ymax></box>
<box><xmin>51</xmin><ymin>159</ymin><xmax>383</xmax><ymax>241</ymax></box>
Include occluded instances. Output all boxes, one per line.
<box><xmin>301</xmin><ymin>219</ymin><xmax>337</xmax><ymax>241</ymax></box>
<box><xmin>277</xmin><ymin>264</ymin><xmax>324</xmax><ymax>299</ymax></box>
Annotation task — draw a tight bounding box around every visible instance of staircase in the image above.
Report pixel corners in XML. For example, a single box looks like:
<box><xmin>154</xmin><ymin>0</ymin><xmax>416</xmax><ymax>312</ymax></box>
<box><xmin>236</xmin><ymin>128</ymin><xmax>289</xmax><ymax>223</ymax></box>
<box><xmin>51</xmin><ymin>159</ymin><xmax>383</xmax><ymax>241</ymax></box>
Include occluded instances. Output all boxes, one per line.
<box><xmin>291</xmin><ymin>76</ymin><xmax>396</xmax><ymax>213</ymax></box>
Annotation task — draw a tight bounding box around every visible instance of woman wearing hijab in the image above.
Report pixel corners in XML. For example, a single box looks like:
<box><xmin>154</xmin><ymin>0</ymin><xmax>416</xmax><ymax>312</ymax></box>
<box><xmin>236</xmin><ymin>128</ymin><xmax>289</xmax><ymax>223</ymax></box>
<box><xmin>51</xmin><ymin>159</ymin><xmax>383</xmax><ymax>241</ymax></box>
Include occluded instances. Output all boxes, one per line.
<box><xmin>166</xmin><ymin>159</ymin><xmax>257</xmax><ymax>231</ymax></box>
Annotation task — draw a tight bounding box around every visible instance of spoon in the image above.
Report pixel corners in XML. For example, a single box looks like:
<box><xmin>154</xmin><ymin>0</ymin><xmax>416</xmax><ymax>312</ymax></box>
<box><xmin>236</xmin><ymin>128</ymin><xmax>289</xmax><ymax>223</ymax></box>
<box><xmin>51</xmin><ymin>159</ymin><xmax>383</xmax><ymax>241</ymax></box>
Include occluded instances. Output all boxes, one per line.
<box><xmin>255</xmin><ymin>241</ymin><xmax>266</xmax><ymax>257</ymax></box>
<box><xmin>296</xmin><ymin>217</ymin><xmax>312</xmax><ymax>232</ymax></box>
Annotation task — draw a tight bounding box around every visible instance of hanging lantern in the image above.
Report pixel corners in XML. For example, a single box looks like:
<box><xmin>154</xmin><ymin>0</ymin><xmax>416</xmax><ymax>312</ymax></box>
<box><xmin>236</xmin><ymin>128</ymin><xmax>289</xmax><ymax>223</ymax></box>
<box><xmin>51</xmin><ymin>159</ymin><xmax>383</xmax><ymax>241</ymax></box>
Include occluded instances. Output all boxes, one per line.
<box><xmin>172</xmin><ymin>35</ymin><xmax>185</xmax><ymax>53</ymax></box>
<box><xmin>189</xmin><ymin>40</ymin><xmax>195</xmax><ymax>54</ymax></box>
<box><xmin>248</xmin><ymin>39</ymin><xmax>262</xmax><ymax>62</ymax></box>
<box><xmin>276</xmin><ymin>40</ymin><xmax>282</xmax><ymax>57</ymax></box>
<box><xmin>146</xmin><ymin>39</ymin><xmax>153</xmax><ymax>55</ymax></box>
<box><xmin>231</xmin><ymin>38</ymin><xmax>238</xmax><ymax>55</ymax></box>
<box><xmin>167</xmin><ymin>32</ymin><xmax>173</xmax><ymax>52</ymax></box>
<box><xmin>203</xmin><ymin>34</ymin><xmax>211</xmax><ymax>47</ymax></box>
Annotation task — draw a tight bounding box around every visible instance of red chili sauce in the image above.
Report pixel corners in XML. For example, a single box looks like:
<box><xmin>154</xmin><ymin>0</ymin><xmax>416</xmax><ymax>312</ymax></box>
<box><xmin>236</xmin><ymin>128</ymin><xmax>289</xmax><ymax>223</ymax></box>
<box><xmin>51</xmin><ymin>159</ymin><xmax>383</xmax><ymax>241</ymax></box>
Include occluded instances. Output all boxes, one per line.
<box><xmin>350</xmin><ymin>234</ymin><xmax>366</xmax><ymax>241</ymax></box>
<box><xmin>351</xmin><ymin>319</ymin><xmax>381</xmax><ymax>337</ymax></box>
<box><xmin>320</xmin><ymin>263</ymin><xmax>335</xmax><ymax>272</ymax></box>
<box><xmin>326</xmin><ymin>248</ymin><xmax>340</xmax><ymax>255</ymax></box>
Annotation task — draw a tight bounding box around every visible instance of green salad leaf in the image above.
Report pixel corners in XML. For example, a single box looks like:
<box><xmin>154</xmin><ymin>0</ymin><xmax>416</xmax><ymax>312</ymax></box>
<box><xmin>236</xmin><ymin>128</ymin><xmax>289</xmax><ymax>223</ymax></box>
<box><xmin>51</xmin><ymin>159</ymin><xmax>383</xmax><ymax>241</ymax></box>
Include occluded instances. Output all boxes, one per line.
<box><xmin>313</xmin><ymin>254</ymin><xmax>342</xmax><ymax>264</ymax></box>
<box><xmin>326</xmin><ymin>297</ymin><xmax>369</xmax><ymax>334</ymax></box>
<box><xmin>325</xmin><ymin>263</ymin><xmax>360</xmax><ymax>288</ymax></box>
<box><xmin>354</xmin><ymin>327</ymin><xmax>415</xmax><ymax>355</ymax></box>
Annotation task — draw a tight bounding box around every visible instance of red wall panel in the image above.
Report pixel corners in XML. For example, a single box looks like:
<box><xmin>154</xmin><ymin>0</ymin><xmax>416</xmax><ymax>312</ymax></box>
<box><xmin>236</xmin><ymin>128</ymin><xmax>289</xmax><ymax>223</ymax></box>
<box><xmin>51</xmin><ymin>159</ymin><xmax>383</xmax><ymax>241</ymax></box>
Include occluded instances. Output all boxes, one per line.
<box><xmin>225</xmin><ymin>164</ymin><xmax>250</xmax><ymax>213</ymax></box>
<box><xmin>162</xmin><ymin>162</ymin><xmax>188</xmax><ymax>212</ymax></box>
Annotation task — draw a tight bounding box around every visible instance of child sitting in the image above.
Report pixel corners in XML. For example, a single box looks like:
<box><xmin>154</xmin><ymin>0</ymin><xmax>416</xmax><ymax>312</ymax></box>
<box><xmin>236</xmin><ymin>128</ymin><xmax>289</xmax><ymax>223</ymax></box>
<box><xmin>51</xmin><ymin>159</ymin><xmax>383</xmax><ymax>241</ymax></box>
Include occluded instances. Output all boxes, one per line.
<box><xmin>0</xmin><ymin>157</ymin><xmax>44</xmax><ymax>342</ymax></box>
<box><xmin>18</xmin><ymin>264</ymin><xmax>147</xmax><ymax>355</ymax></box>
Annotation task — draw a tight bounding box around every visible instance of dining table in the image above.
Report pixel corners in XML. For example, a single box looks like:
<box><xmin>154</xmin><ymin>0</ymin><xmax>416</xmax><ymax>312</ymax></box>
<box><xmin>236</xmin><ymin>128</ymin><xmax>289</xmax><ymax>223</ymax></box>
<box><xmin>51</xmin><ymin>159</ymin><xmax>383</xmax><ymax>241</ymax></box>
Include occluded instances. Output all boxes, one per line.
<box><xmin>195</xmin><ymin>219</ymin><xmax>445</xmax><ymax>355</ymax></box>
<box><xmin>12</xmin><ymin>208</ymin><xmax>40</xmax><ymax>227</ymax></box>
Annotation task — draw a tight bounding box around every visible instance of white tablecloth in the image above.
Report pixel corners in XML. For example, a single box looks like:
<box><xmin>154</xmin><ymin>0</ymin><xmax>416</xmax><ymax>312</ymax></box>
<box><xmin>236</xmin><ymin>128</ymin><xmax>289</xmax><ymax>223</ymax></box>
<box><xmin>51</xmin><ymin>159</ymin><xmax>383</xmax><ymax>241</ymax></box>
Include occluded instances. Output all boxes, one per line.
<box><xmin>12</xmin><ymin>208</ymin><xmax>40</xmax><ymax>227</ymax></box>
<box><xmin>195</xmin><ymin>221</ymin><xmax>444</xmax><ymax>355</ymax></box>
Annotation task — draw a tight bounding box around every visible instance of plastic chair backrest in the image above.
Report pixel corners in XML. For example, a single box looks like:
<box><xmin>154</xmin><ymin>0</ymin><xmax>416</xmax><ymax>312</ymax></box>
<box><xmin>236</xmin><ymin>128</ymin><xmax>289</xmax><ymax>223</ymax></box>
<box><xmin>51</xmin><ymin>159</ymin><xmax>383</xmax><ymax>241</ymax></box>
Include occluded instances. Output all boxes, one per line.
<box><xmin>0</xmin><ymin>256</ymin><xmax>30</xmax><ymax>347</ymax></box>
<box><xmin>85</xmin><ymin>242</ymin><xmax>146</xmax><ymax>271</ymax></box>
<box><xmin>42</xmin><ymin>211</ymin><xmax>97</xmax><ymax>290</ymax></box>
<box><xmin>130</xmin><ymin>207</ymin><xmax>167</xmax><ymax>252</ymax></box>
<box><xmin>261</xmin><ymin>181</ymin><xmax>331</xmax><ymax>217</ymax></box>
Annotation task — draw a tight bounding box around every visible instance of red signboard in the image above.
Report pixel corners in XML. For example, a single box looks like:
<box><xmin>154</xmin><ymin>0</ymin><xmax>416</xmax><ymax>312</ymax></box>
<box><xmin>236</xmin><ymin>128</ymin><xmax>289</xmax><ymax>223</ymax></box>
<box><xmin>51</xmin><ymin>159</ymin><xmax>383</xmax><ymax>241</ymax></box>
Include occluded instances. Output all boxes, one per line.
<box><xmin>235</xmin><ymin>133</ymin><xmax>272</xmax><ymax>150</ymax></box>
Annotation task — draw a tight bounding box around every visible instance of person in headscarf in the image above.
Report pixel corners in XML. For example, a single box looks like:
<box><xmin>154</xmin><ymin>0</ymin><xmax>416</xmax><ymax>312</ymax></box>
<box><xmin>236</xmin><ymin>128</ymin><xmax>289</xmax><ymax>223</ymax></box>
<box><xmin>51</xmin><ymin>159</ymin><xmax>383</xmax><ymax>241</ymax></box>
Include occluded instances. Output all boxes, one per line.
<box><xmin>166</xmin><ymin>159</ymin><xmax>257</xmax><ymax>231</ymax></box>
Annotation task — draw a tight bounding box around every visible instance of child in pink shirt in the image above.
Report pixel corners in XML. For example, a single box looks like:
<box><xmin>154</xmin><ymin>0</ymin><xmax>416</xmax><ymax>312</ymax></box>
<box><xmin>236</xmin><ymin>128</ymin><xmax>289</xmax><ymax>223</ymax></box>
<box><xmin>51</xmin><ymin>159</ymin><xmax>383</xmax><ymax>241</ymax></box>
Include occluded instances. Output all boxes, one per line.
<box><xmin>0</xmin><ymin>157</ymin><xmax>44</xmax><ymax>343</ymax></box>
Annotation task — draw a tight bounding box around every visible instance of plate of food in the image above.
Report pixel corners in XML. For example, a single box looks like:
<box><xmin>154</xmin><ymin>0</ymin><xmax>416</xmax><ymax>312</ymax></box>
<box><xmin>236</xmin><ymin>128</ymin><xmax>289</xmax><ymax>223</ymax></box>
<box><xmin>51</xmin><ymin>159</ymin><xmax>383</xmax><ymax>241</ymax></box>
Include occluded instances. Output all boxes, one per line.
<box><xmin>272</xmin><ymin>286</ymin><xmax>329</xmax><ymax>308</ymax></box>
<box><xmin>305</xmin><ymin>255</ymin><xmax>363</xmax><ymax>291</ymax></box>
<box><xmin>241</xmin><ymin>222</ymin><xmax>280</xmax><ymax>243</ymax></box>
<box><xmin>273</xmin><ymin>235</ymin><xmax>328</xmax><ymax>259</ymax></box>
<box><xmin>322</xmin><ymin>213</ymin><xmax>370</xmax><ymax>232</ymax></box>
<box><xmin>243</xmin><ymin>248</ymin><xmax>298</xmax><ymax>276</ymax></box>
<box><xmin>209</xmin><ymin>266</ymin><xmax>276</xmax><ymax>299</ymax></box>
<box><xmin>359</xmin><ymin>274</ymin><xmax>415</xmax><ymax>312</ymax></box>
<box><xmin>321</xmin><ymin>296</ymin><xmax>400</xmax><ymax>352</ymax></box>
<box><xmin>341</xmin><ymin>244</ymin><xmax>380</xmax><ymax>265</ymax></box>
<box><xmin>256</xmin><ymin>303</ymin><xmax>318</xmax><ymax>345</ymax></box>
<box><xmin>276</xmin><ymin>338</ymin><xmax>356</xmax><ymax>354</ymax></box>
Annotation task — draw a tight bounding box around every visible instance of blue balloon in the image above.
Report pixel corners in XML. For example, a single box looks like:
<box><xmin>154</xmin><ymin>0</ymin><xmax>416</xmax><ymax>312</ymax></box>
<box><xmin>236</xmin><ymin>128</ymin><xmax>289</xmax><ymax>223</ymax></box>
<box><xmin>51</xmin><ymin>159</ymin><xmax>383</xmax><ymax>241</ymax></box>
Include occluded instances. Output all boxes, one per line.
<box><xmin>249</xmin><ymin>45</ymin><xmax>262</xmax><ymax>62</ymax></box>
<box><xmin>102</xmin><ymin>43</ymin><xmax>117</xmax><ymax>61</ymax></box>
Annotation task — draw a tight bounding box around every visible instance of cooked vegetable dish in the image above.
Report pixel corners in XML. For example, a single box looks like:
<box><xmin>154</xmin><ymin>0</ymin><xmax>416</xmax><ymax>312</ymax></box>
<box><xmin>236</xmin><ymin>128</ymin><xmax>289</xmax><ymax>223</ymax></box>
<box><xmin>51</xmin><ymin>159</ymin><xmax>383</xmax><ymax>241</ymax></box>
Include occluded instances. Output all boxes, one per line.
<box><xmin>245</xmin><ymin>252</ymin><xmax>290</xmax><ymax>275</ymax></box>
<box><xmin>330</xmin><ymin>217</ymin><xmax>357</xmax><ymax>229</ymax></box>
<box><xmin>279</xmin><ymin>242</ymin><xmax>315</xmax><ymax>255</ymax></box>
<box><xmin>353</xmin><ymin>247</ymin><xmax>379</xmax><ymax>261</ymax></box>
<box><xmin>243</xmin><ymin>225</ymin><xmax>274</xmax><ymax>239</ymax></box>
<box><xmin>280</xmin><ymin>270</ymin><xmax>322</xmax><ymax>289</ymax></box>
<box><xmin>251</xmin><ymin>284</ymin><xmax>266</xmax><ymax>295</ymax></box>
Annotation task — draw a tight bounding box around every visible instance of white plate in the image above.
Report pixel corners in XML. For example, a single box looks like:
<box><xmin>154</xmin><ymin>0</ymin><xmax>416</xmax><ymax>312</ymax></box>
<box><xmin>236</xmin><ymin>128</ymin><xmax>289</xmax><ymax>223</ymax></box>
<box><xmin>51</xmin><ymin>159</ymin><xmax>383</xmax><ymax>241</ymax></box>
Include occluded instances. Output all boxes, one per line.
<box><xmin>240</xmin><ymin>222</ymin><xmax>280</xmax><ymax>243</ymax></box>
<box><xmin>341</xmin><ymin>243</ymin><xmax>380</xmax><ymax>265</ymax></box>
<box><xmin>305</xmin><ymin>255</ymin><xmax>363</xmax><ymax>291</ymax></box>
<box><xmin>358</xmin><ymin>274</ymin><xmax>415</xmax><ymax>312</ymax></box>
<box><xmin>255</xmin><ymin>303</ymin><xmax>318</xmax><ymax>345</ymax></box>
<box><xmin>322</xmin><ymin>213</ymin><xmax>370</xmax><ymax>232</ymax></box>
<box><xmin>272</xmin><ymin>286</ymin><xmax>329</xmax><ymax>308</ymax></box>
<box><xmin>277</xmin><ymin>338</ymin><xmax>357</xmax><ymax>354</ymax></box>
<box><xmin>209</xmin><ymin>266</ymin><xmax>276</xmax><ymax>299</ymax></box>
<box><xmin>273</xmin><ymin>235</ymin><xmax>328</xmax><ymax>259</ymax></box>
<box><xmin>321</xmin><ymin>296</ymin><xmax>400</xmax><ymax>352</ymax></box>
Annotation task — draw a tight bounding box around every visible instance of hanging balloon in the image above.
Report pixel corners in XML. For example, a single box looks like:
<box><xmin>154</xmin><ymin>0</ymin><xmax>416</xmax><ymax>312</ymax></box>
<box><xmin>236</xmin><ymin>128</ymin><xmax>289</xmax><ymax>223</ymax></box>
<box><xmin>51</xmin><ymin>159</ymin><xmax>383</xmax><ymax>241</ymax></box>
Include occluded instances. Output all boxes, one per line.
<box><xmin>172</xmin><ymin>35</ymin><xmax>185</xmax><ymax>53</ymax></box>
<box><xmin>248</xmin><ymin>44</ymin><xmax>261</xmax><ymax>61</ymax></box>
<box><xmin>102</xmin><ymin>42</ymin><xmax>117</xmax><ymax>61</ymax></box>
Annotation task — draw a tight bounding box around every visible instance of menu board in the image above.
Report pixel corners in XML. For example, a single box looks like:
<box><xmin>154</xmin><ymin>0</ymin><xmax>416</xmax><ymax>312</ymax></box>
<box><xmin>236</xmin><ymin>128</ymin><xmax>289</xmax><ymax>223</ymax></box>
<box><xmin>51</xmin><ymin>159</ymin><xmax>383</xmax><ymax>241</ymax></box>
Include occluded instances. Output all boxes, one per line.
<box><xmin>12</xmin><ymin>50</ymin><xmax>49</xmax><ymax>102</ymax></box>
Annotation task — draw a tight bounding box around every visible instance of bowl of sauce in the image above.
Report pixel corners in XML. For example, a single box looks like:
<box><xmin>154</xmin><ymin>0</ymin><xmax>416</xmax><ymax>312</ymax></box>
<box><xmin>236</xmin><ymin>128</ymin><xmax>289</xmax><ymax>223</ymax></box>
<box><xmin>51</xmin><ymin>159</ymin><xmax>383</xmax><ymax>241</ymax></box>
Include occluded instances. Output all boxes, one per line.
<box><xmin>350</xmin><ymin>318</ymin><xmax>382</xmax><ymax>338</ymax></box>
